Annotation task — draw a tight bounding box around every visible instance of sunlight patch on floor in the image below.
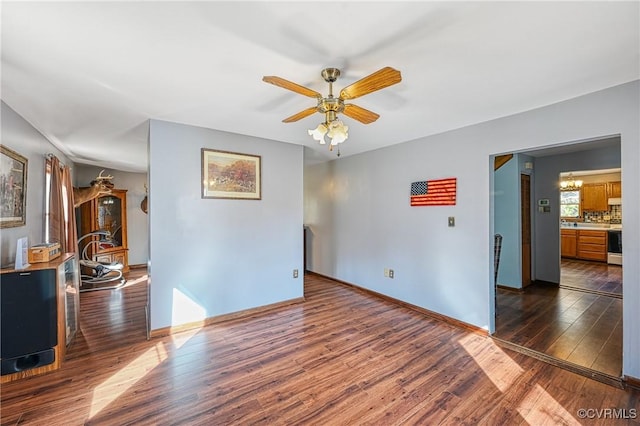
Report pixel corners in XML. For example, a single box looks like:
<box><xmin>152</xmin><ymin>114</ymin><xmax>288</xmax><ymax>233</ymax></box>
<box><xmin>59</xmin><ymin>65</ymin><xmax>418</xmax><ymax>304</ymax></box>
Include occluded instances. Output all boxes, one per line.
<box><xmin>517</xmin><ymin>384</ymin><xmax>580</xmax><ymax>425</ymax></box>
<box><xmin>458</xmin><ymin>334</ymin><xmax>523</xmax><ymax>392</ymax></box>
<box><xmin>171</xmin><ymin>327</ymin><xmax>202</xmax><ymax>349</ymax></box>
<box><xmin>89</xmin><ymin>342</ymin><xmax>168</xmax><ymax>419</ymax></box>
<box><xmin>121</xmin><ymin>274</ymin><xmax>149</xmax><ymax>288</ymax></box>
<box><xmin>458</xmin><ymin>335</ymin><xmax>580</xmax><ymax>424</ymax></box>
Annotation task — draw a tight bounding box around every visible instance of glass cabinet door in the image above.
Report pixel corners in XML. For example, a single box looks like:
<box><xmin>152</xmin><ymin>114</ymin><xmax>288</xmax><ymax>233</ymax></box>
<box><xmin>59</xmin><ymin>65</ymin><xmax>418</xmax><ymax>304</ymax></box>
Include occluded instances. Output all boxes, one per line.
<box><xmin>97</xmin><ymin>194</ymin><xmax>123</xmax><ymax>248</ymax></box>
<box><xmin>63</xmin><ymin>257</ymin><xmax>79</xmax><ymax>346</ymax></box>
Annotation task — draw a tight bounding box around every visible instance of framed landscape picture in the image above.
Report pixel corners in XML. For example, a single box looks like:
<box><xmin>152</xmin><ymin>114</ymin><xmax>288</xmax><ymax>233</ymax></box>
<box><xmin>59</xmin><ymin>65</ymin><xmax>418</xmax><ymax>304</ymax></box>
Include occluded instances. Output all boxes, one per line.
<box><xmin>201</xmin><ymin>148</ymin><xmax>261</xmax><ymax>200</ymax></box>
<box><xmin>0</xmin><ymin>145</ymin><xmax>28</xmax><ymax>228</ymax></box>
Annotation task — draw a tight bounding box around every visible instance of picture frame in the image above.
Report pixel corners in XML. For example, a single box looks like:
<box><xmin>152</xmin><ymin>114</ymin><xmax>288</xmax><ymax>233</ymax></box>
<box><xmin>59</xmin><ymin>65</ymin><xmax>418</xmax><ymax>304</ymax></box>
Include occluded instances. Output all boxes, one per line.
<box><xmin>0</xmin><ymin>145</ymin><xmax>28</xmax><ymax>228</ymax></box>
<box><xmin>201</xmin><ymin>148</ymin><xmax>261</xmax><ymax>200</ymax></box>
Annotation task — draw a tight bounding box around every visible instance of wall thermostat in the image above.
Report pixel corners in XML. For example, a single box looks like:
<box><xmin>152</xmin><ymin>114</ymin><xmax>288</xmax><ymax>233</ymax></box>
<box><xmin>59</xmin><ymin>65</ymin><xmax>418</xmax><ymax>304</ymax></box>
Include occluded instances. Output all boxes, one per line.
<box><xmin>538</xmin><ymin>199</ymin><xmax>550</xmax><ymax>206</ymax></box>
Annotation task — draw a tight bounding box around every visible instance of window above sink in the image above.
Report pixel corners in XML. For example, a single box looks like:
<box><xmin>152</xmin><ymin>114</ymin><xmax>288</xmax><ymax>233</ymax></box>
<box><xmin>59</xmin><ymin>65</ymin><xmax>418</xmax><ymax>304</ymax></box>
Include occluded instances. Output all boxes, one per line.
<box><xmin>560</xmin><ymin>189</ymin><xmax>581</xmax><ymax>218</ymax></box>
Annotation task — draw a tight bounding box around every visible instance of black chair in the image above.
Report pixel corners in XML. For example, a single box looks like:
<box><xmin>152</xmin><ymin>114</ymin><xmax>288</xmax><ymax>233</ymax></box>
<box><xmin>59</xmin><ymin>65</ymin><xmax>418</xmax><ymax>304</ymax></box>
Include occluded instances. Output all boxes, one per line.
<box><xmin>494</xmin><ymin>234</ymin><xmax>503</xmax><ymax>312</ymax></box>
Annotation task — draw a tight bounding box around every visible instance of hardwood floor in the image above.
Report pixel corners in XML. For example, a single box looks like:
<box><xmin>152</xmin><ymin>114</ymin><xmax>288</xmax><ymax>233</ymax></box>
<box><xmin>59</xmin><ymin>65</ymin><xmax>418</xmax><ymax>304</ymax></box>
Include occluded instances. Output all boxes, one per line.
<box><xmin>495</xmin><ymin>260</ymin><xmax>622</xmax><ymax>378</ymax></box>
<box><xmin>2</xmin><ymin>272</ymin><xmax>638</xmax><ymax>425</ymax></box>
<box><xmin>66</xmin><ymin>267</ymin><xmax>149</xmax><ymax>361</ymax></box>
<box><xmin>561</xmin><ymin>258</ymin><xmax>622</xmax><ymax>296</ymax></box>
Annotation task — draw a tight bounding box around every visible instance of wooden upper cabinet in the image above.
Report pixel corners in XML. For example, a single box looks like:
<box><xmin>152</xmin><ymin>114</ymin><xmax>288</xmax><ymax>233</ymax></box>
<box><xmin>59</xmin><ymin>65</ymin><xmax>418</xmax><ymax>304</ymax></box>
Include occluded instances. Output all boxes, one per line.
<box><xmin>581</xmin><ymin>183</ymin><xmax>607</xmax><ymax>212</ymax></box>
<box><xmin>608</xmin><ymin>181</ymin><xmax>621</xmax><ymax>198</ymax></box>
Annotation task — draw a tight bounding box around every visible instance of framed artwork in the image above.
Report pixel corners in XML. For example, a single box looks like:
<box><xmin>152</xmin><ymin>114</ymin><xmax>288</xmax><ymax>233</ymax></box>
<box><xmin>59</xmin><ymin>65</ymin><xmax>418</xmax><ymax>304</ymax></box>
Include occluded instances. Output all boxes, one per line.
<box><xmin>201</xmin><ymin>148</ymin><xmax>261</xmax><ymax>200</ymax></box>
<box><xmin>0</xmin><ymin>145</ymin><xmax>28</xmax><ymax>228</ymax></box>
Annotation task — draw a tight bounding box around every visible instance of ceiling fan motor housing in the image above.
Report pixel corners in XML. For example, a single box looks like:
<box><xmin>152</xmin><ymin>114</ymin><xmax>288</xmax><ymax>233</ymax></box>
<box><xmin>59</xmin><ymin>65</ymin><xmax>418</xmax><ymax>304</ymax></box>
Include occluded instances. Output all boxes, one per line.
<box><xmin>317</xmin><ymin>97</ymin><xmax>345</xmax><ymax>114</ymax></box>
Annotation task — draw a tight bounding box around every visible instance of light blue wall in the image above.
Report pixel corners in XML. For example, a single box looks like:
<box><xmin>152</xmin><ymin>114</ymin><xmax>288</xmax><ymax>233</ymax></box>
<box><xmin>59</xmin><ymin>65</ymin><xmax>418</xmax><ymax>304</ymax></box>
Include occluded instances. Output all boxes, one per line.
<box><xmin>304</xmin><ymin>80</ymin><xmax>640</xmax><ymax>379</ymax></box>
<box><xmin>148</xmin><ymin>120</ymin><xmax>304</xmax><ymax>331</ymax></box>
<box><xmin>0</xmin><ymin>101</ymin><xmax>73</xmax><ymax>266</ymax></box>
<box><xmin>494</xmin><ymin>155</ymin><xmax>520</xmax><ymax>288</ymax></box>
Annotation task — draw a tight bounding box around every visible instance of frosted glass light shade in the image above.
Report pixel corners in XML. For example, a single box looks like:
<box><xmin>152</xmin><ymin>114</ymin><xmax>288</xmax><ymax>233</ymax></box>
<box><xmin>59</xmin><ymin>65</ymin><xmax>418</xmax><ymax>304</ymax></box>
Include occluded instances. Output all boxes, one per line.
<box><xmin>327</xmin><ymin>120</ymin><xmax>348</xmax><ymax>145</ymax></box>
<box><xmin>308</xmin><ymin>123</ymin><xmax>328</xmax><ymax>144</ymax></box>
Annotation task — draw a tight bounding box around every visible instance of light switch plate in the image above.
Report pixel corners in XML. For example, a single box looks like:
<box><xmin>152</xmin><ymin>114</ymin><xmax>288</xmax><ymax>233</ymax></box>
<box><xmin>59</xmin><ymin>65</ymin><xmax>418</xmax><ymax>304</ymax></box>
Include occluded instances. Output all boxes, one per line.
<box><xmin>448</xmin><ymin>217</ymin><xmax>455</xmax><ymax>227</ymax></box>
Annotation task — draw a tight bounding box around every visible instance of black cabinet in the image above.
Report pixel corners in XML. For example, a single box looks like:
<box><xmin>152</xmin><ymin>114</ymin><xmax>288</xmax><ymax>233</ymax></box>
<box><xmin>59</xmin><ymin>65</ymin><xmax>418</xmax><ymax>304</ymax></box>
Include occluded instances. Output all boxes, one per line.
<box><xmin>1</xmin><ymin>254</ymin><xmax>79</xmax><ymax>382</ymax></box>
<box><xmin>1</xmin><ymin>269</ymin><xmax>58</xmax><ymax>375</ymax></box>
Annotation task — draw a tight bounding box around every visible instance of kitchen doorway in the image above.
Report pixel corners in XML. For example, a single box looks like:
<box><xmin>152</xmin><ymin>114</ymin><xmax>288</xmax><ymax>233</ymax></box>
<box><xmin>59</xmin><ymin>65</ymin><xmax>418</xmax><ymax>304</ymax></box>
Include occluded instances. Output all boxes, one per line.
<box><xmin>558</xmin><ymin>168</ymin><xmax>622</xmax><ymax>298</ymax></box>
<box><xmin>492</xmin><ymin>135</ymin><xmax>623</xmax><ymax>383</ymax></box>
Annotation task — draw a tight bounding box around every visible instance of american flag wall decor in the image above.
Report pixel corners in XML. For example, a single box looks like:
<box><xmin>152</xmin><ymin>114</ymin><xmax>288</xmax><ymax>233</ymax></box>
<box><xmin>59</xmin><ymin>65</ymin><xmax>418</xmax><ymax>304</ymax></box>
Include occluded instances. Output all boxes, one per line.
<box><xmin>410</xmin><ymin>178</ymin><xmax>457</xmax><ymax>206</ymax></box>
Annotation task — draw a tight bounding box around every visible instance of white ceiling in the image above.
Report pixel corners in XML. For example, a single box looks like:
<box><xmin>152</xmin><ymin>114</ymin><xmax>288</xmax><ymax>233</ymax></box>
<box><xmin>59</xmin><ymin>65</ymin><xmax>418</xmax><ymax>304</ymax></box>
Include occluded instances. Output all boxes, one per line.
<box><xmin>2</xmin><ymin>2</ymin><xmax>638</xmax><ymax>173</ymax></box>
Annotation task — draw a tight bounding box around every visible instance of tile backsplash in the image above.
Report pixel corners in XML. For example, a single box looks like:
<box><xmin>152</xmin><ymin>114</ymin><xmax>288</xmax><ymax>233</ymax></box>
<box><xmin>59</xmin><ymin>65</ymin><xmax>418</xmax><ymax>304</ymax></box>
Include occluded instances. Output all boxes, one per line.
<box><xmin>583</xmin><ymin>205</ymin><xmax>622</xmax><ymax>223</ymax></box>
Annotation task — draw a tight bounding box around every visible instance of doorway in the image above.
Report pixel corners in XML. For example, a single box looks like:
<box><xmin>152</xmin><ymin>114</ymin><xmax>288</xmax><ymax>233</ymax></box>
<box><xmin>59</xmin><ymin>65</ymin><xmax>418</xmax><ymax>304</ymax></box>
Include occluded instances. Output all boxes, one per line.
<box><xmin>558</xmin><ymin>167</ymin><xmax>622</xmax><ymax>298</ymax></box>
<box><xmin>492</xmin><ymin>136</ymin><xmax>623</xmax><ymax>382</ymax></box>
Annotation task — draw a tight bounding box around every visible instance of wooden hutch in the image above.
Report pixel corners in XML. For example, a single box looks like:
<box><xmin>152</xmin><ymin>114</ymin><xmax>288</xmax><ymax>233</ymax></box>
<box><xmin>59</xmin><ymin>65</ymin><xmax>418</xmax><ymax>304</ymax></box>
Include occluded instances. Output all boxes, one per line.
<box><xmin>78</xmin><ymin>188</ymin><xmax>129</xmax><ymax>272</ymax></box>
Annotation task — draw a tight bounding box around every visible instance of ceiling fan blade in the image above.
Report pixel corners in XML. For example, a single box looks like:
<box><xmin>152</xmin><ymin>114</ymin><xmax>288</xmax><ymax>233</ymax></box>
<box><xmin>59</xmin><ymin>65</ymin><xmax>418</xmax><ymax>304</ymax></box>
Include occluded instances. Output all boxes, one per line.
<box><xmin>342</xmin><ymin>104</ymin><xmax>380</xmax><ymax>124</ymax></box>
<box><xmin>339</xmin><ymin>67</ymin><xmax>402</xmax><ymax>100</ymax></box>
<box><xmin>262</xmin><ymin>76</ymin><xmax>322</xmax><ymax>99</ymax></box>
<box><xmin>282</xmin><ymin>106</ymin><xmax>318</xmax><ymax>123</ymax></box>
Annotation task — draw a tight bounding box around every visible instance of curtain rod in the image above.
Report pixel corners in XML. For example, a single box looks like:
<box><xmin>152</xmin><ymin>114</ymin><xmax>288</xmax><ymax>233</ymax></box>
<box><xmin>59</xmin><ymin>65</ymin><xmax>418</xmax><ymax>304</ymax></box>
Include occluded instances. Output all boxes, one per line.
<box><xmin>44</xmin><ymin>152</ymin><xmax>71</xmax><ymax>170</ymax></box>
<box><xmin>46</xmin><ymin>153</ymin><xmax>66</xmax><ymax>168</ymax></box>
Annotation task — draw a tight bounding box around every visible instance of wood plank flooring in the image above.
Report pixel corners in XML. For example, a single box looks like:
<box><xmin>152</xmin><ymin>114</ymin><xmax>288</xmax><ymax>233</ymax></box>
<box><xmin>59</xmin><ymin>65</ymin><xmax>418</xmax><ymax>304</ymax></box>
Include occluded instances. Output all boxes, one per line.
<box><xmin>561</xmin><ymin>258</ymin><xmax>622</xmax><ymax>296</ymax></box>
<box><xmin>2</xmin><ymin>272</ymin><xmax>638</xmax><ymax>425</ymax></box>
<box><xmin>66</xmin><ymin>267</ymin><xmax>149</xmax><ymax>361</ymax></box>
<box><xmin>495</xmin><ymin>260</ymin><xmax>622</xmax><ymax>377</ymax></box>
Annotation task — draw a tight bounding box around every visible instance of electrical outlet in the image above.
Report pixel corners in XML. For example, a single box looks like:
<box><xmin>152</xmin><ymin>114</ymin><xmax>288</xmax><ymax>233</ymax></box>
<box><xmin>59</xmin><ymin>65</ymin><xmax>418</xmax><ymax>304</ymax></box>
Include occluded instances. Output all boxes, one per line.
<box><xmin>389</xmin><ymin>269</ymin><xmax>394</xmax><ymax>279</ymax></box>
<box><xmin>293</xmin><ymin>269</ymin><xmax>298</xmax><ymax>278</ymax></box>
<box><xmin>384</xmin><ymin>268</ymin><xmax>389</xmax><ymax>277</ymax></box>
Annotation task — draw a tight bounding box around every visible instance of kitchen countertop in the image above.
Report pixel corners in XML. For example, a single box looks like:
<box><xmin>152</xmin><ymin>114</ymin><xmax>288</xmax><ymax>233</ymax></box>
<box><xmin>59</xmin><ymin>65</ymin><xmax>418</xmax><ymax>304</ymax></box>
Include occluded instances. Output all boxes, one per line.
<box><xmin>561</xmin><ymin>224</ymin><xmax>622</xmax><ymax>231</ymax></box>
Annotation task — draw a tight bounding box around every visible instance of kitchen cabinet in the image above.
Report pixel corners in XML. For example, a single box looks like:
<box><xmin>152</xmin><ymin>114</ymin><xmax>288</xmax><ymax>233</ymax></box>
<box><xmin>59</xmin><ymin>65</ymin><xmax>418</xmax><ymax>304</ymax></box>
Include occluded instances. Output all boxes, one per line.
<box><xmin>78</xmin><ymin>189</ymin><xmax>129</xmax><ymax>272</ymax></box>
<box><xmin>608</xmin><ymin>181</ymin><xmax>621</xmax><ymax>198</ymax></box>
<box><xmin>561</xmin><ymin>229</ymin><xmax>607</xmax><ymax>262</ymax></box>
<box><xmin>1</xmin><ymin>254</ymin><xmax>79</xmax><ymax>383</ymax></box>
<box><xmin>561</xmin><ymin>229</ymin><xmax>577</xmax><ymax>258</ymax></box>
<box><xmin>576</xmin><ymin>230</ymin><xmax>607</xmax><ymax>262</ymax></box>
<box><xmin>581</xmin><ymin>183</ymin><xmax>607</xmax><ymax>212</ymax></box>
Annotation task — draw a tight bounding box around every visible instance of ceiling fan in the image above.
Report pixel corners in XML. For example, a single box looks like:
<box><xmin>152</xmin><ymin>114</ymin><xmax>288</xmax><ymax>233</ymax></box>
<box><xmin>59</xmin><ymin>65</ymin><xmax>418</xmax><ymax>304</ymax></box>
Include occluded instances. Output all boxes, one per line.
<box><xmin>262</xmin><ymin>67</ymin><xmax>402</xmax><ymax>151</ymax></box>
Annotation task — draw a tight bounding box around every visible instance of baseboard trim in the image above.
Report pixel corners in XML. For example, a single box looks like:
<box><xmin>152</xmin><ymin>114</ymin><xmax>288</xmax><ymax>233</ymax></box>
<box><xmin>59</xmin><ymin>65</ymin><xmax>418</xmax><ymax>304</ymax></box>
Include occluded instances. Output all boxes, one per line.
<box><xmin>307</xmin><ymin>271</ymin><xmax>487</xmax><ymax>336</ymax></box>
<box><xmin>491</xmin><ymin>336</ymin><xmax>624</xmax><ymax>389</ymax></box>
<box><xmin>531</xmin><ymin>279</ymin><xmax>559</xmax><ymax>286</ymax></box>
<box><xmin>497</xmin><ymin>285</ymin><xmax>524</xmax><ymax>293</ymax></box>
<box><xmin>150</xmin><ymin>296</ymin><xmax>305</xmax><ymax>338</ymax></box>
<box><xmin>128</xmin><ymin>264</ymin><xmax>148</xmax><ymax>270</ymax></box>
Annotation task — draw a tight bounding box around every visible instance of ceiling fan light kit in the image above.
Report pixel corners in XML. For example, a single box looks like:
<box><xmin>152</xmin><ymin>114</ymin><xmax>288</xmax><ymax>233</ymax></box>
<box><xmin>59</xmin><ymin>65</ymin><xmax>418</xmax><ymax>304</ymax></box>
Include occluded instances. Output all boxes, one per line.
<box><xmin>308</xmin><ymin>123</ymin><xmax>328</xmax><ymax>144</ymax></box>
<box><xmin>263</xmin><ymin>66</ymin><xmax>402</xmax><ymax>155</ymax></box>
<box><xmin>327</xmin><ymin>120</ymin><xmax>349</xmax><ymax>145</ymax></box>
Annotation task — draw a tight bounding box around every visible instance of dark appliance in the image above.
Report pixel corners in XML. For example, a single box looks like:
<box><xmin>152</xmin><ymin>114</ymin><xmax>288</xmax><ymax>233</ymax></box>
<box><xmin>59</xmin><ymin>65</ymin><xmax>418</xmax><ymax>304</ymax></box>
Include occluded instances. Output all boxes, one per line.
<box><xmin>1</xmin><ymin>269</ymin><xmax>58</xmax><ymax>375</ymax></box>
<box><xmin>607</xmin><ymin>229</ymin><xmax>622</xmax><ymax>265</ymax></box>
